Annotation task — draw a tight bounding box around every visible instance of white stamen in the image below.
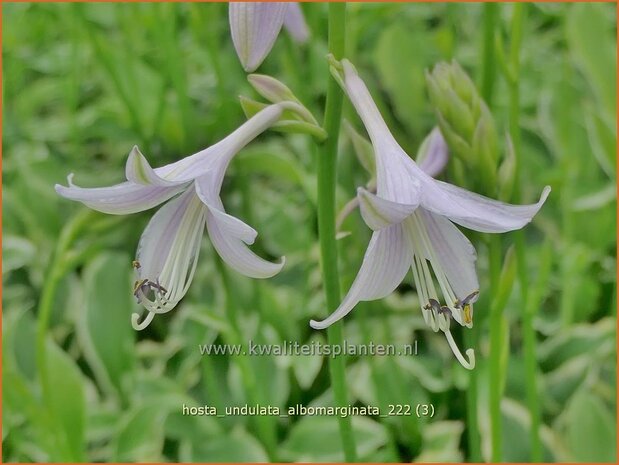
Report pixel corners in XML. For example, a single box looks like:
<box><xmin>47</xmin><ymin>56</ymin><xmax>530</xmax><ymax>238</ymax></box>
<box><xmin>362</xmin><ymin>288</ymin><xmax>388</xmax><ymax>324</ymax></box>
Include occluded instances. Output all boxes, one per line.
<box><xmin>444</xmin><ymin>330</ymin><xmax>475</xmax><ymax>370</ymax></box>
<box><xmin>134</xmin><ymin>192</ymin><xmax>206</xmax><ymax>329</ymax></box>
<box><xmin>132</xmin><ymin>310</ymin><xmax>155</xmax><ymax>331</ymax></box>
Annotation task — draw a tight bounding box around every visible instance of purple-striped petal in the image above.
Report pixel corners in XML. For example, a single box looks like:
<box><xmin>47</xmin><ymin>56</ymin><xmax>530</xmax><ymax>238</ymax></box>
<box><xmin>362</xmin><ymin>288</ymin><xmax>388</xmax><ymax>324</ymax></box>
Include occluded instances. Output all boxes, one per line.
<box><xmin>422</xmin><ymin>182</ymin><xmax>551</xmax><ymax>233</ymax></box>
<box><xmin>125</xmin><ymin>146</ymin><xmax>186</xmax><ymax>187</ymax></box>
<box><xmin>283</xmin><ymin>3</ymin><xmax>310</xmax><ymax>43</ymax></box>
<box><xmin>358</xmin><ymin>187</ymin><xmax>418</xmax><ymax>231</ymax></box>
<box><xmin>132</xmin><ymin>187</ymin><xmax>207</xmax><ymax>330</ymax></box>
<box><xmin>310</xmin><ymin>224</ymin><xmax>411</xmax><ymax>330</ymax></box>
<box><xmin>417</xmin><ymin>127</ymin><xmax>449</xmax><ymax>178</ymax></box>
<box><xmin>229</xmin><ymin>2</ymin><xmax>288</xmax><ymax>72</ymax></box>
<box><xmin>155</xmin><ymin>104</ymin><xmax>285</xmax><ymax>182</ymax></box>
<box><xmin>195</xmin><ymin>173</ymin><xmax>284</xmax><ymax>279</ymax></box>
<box><xmin>55</xmin><ymin>174</ymin><xmax>186</xmax><ymax>215</ymax></box>
<box><xmin>418</xmin><ymin>209</ymin><xmax>478</xmax><ymax>301</ymax></box>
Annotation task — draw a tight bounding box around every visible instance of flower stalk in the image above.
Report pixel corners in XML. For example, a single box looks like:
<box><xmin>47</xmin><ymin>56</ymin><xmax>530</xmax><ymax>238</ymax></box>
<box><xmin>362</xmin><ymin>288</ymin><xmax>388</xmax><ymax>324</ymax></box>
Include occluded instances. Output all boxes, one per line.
<box><xmin>315</xmin><ymin>3</ymin><xmax>358</xmax><ymax>461</ymax></box>
<box><xmin>478</xmin><ymin>5</ymin><xmax>506</xmax><ymax>461</ymax></box>
<box><xmin>505</xmin><ymin>3</ymin><xmax>543</xmax><ymax>461</ymax></box>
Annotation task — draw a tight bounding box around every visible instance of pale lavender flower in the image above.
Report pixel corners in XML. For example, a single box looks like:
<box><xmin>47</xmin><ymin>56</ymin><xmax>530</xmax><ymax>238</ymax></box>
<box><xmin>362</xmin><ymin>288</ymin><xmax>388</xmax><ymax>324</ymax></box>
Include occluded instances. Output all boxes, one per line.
<box><xmin>56</xmin><ymin>104</ymin><xmax>298</xmax><ymax>330</ymax></box>
<box><xmin>310</xmin><ymin>59</ymin><xmax>551</xmax><ymax>369</ymax></box>
<box><xmin>229</xmin><ymin>2</ymin><xmax>309</xmax><ymax>73</ymax></box>
<box><xmin>283</xmin><ymin>3</ymin><xmax>310</xmax><ymax>43</ymax></box>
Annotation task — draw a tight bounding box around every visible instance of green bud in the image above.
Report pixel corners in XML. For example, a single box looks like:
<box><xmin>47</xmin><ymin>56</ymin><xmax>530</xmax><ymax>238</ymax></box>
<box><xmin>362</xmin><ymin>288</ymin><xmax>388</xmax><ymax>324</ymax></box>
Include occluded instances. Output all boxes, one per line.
<box><xmin>239</xmin><ymin>96</ymin><xmax>268</xmax><ymax>119</ymax></box>
<box><xmin>272</xmin><ymin>120</ymin><xmax>327</xmax><ymax>141</ymax></box>
<box><xmin>472</xmin><ymin>114</ymin><xmax>499</xmax><ymax>191</ymax></box>
<box><xmin>426</xmin><ymin>60</ymin><xmax>500</xmax><ymax>192</ymax></box>
<box><xmin>435</xmin><ymin>111</ymin><xmax>472</xmax><ymax>160</ymax></box>
<box><xmin>449</xmin><ymin>61</ymin><xmax>477</xmax><ymax>109</ymax></box>
<box><xmin>344</xmin><ymin>120</ymin><xmax>376</xmax><ymax>178</ymax></box>
<box><xmin>248</xmin><ymin>74</ymin><xmax>297</xmax><ymax>103</ymax></box>
<box><xmin>498</xmin><ymin>134</ymin><xmax>516</xmax><ymax>201</ymax></box>
<box><xmin>247</xmin><ymin>74</ymin><xmax>318</xmax><ymax>126</ymax></box>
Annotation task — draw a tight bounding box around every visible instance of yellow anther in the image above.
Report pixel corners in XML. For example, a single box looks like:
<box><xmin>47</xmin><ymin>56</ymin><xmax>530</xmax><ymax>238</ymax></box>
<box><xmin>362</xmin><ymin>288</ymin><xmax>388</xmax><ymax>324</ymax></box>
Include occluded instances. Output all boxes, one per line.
<box><xmin>463</xmin><ymin>305</ymin><xmax>472</xmax><ymax>324</ymax></box>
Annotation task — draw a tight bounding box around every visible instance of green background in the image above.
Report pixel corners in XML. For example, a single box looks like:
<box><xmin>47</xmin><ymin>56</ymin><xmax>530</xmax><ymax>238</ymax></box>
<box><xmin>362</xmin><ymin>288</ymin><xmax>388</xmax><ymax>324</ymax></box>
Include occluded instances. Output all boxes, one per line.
<box><xmin>2</xmin><ymin>2</ymin><xmax>616</xmax><ymax>462</ymax></box>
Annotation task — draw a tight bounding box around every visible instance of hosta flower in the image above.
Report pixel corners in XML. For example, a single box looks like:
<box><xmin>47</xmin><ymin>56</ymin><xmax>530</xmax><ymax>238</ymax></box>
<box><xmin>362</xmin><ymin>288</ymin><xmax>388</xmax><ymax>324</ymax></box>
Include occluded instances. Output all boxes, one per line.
<box><xmin>336</xmin><ymin>126</ymin><xmax>449</xmax><ymax>231</ymax></box>
<box><xmin>283</xmin><ymin>3</ymin><xmax>310</xmax><ymax>44</ymax></box>
<box><xmin>311</xmin><ymin>59</ymin><xmax>551</xmax><ymax>369</ymax></box>
<box><xmin>229</xmin><ymin>2</ymin><xmax>309</xmax><ymax>73</ymax></box>
<box><xmin>56</xmin><ymin>104</ymin><xmax>298</xmax><ymax>330</ymax></box>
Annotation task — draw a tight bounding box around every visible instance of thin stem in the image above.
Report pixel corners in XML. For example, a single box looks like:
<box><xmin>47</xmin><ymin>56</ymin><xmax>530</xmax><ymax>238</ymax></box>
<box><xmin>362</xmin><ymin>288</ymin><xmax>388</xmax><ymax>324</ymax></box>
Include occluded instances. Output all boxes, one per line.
<box><xmin>464</xmin><ymin>328</ymin><xmax>481</xmax><ymax>461</ymax></box>
<box><xmin>472</xmin><ymin>4</ymin><xmax>500</xmax><ymax>461</ymax></box>
<box><xmin>480</xmin><ymin>3</ymin><xmax>498</xmax><ymax>103</ymax></box>
<box><xmin>316</xmin><ymin>3</ymin><xmax>357</xmax><ymax>462</ymax></box>
<box><xmin>507</xmin><ymin>3</ymin><xmax>542</xmax><ymax>461</ymax></box>
<box><xmin>36</xmin><ymin>209</ymin><xmax>95</xmax><ymax>459</ymax></box>
<box><xmin>214</xmin><ymin>258</ymin><xmax>278</xmax><ymax>461</ymax></box>
<box><xmin>488</xmin><ymin>234</ymin><xmax>504</xmax><ymax>462</ymax></box>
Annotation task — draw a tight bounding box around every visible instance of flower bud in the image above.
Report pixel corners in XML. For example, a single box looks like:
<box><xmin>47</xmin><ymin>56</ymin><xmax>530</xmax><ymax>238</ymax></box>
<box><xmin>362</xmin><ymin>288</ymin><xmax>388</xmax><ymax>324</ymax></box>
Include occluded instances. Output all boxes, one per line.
<box><xmin>240</xmin><ymin>95</ymin><xmax>326</xmax><ymax>141</ymax></box>
<box><xmin>426</xmin><ymin>61</ymin><xmax>500</xmax><ymax>191</ymax></box>
<box><xmin>247</xmin><ymin>74</ymin><xmax>317</xmax><ymax>125</ymax></box>
<box><xmin>229</xmin><ymin>2</ymin><xmax>288</xmax><ymax>72</ymax></box>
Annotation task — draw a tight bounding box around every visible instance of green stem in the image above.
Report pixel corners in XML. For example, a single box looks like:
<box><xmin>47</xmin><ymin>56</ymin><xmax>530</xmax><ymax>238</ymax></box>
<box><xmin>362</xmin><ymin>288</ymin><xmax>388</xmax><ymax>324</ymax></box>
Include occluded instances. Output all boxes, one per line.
<box><xmin>464</xmin><ymin>328</ymin><xmax>481</xmax><ymax>461</ymax></box>
<box><xmin>488</xmin><ymin>234</ymin><xmax>504</xmax><ymax>462</ymax></box>
<box><xmin>473</xmin><ymin>5</ymin><xmax>500</xmax><ymax>461</ymax></box>
<box><xmin>214</xmin><ymin>258</ymin><xmax>278</xmax><ymax>460</ymax></box>
<box><xmin>36</xmin><ymin>209</ymin><xmax>95</xmax><ymax>459</ymax></box>
<box><xmin>316</xmin><ymin>4</ymin><xmax>357</xmax><ymax>462</ymax></box>
<box><xmin>507</xmin><ymin>4</ymin><xmax>542</xmax><ymax>461</ymax></box>
<box><xmin>480</xmin><ymin>3</ymin><xmax>498</xmax><ymax>103</ymax></box>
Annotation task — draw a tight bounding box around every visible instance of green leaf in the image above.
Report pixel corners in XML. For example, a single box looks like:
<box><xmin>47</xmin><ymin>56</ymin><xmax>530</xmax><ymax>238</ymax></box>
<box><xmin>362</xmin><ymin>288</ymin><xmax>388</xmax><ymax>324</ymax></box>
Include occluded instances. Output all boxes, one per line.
<box><xmin>114</xmin><ymin>405</ymin><xmax>168</xmax><ymax>462</ymax></box>
<box><xmin>281</xmin><ymin>415</ymin><xmax>389</xmax><ymax>461</ymax></box>
<box><xmin>46</xmin><ymin>342</ymin><xmax>86</xmax><ymax>461</ymax></box>
<box><xmin>565</xmin><ymin>3</ymin><xmax>617</xmax><ymax>115</ymax></box>
<box><xmin>539</xmin><ymin>318</ymin><xmax>615</xmax><ymax>372</ymax></box>
<box><xmin>290</xmin><ymin>344</ymin><xmax>324</xmax><ymax>390</ymax></box>
<box><xmin>2</xmin><ymin>236</ymin><xmax>36</xmax><ymax>275</ymax></box>
<box><xmin>585</xmin><ymin>110</ymin><xmax>617</xmax><ymax>178</ymax></box>
<box><xmin>565</xmin><ymin>388</ymin><xmax>616</xmax><ymax>462</ymax></box>
<box><xmin>373</xmin><ymin>21</ymin><xmax>433</xmax><ymax>138</ymax></box>
<box><xmin>189</xmin><ymin>428</ymin><xmax>269</xmax><ymax>462</ymax></box>
<box><xmin>79</xmin><ymin>253</ymin><xmax>136</xmax><ymax>398</ymax></box>
<box><xmin>499</xmin><ymin>399</ymin><xmax>557</xmax><ymax>462</ymax></box>
<box><xmin>416</xmin><ymin>421</ymin><xmax>464</xmax><ymax>462</ymax></box>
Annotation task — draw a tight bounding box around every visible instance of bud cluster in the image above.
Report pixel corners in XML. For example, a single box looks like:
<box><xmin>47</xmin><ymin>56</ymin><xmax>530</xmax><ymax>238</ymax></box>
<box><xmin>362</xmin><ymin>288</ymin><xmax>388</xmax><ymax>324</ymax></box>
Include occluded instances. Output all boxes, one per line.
<box><xmin>426</xmin><ymin>61</ymin><xmax>500</xmax><ymax>193</ymax></box>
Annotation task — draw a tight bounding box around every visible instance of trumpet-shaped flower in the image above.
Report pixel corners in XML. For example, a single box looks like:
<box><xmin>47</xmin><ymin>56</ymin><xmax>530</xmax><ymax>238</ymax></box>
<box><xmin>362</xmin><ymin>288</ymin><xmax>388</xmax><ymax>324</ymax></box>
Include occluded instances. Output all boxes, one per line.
<box><xmin>56</xmin><ymin>104</ymin><xmax>298</xmax><ymax>330</ymax></box>
<box><xmin>310</xmin><ymin>60</ymin><xmax>551</xmax><ymax>369</ymax></box>
<box><xmin>229</xmin><ymin>2</ymin><xmax>309</xmax><ymax>73</ymax></box>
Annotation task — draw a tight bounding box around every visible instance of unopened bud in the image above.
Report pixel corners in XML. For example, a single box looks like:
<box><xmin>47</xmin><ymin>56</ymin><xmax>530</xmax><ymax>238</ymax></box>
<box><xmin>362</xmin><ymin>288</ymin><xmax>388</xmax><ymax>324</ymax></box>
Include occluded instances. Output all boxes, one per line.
<box><xmin>247</xmin><ymin>74</ymin><xmax>317</xmax><ymax>125</ymax></box>
<box><xmin>426</xmin><ymin>60</ymin><xmax>500</xmax><ymax>192</ymax></box>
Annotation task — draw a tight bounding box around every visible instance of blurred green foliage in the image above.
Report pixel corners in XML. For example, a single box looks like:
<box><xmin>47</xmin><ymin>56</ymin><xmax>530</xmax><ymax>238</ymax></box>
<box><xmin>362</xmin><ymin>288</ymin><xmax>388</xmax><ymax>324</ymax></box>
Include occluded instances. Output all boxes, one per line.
<box><xmin>2</xmin><ymin>2</ymin><xmax>616</xmax><ymax>463</ymax></box>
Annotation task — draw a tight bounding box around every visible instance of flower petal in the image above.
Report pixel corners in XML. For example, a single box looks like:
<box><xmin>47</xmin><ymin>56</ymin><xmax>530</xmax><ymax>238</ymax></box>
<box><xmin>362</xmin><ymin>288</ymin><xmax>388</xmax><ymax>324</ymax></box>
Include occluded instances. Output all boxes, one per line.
<box><xmin>136</xmin><ymin>188</ymin><xmax>206</xmax><ymax>291</ymax></box>
<box><xmin>283</xmin><ymin>3</ymin><xmax>310</xmax><ymax>43</ymax></box>
<box><xmin>310</xmin><ymin>224</ymin><xmax>411</xmax><ymax>329</ymax></box>
<box><xmin>422</xmin><ymin>182</ymin><xmax>551</xmax><ymax>233</ymax></box>
<box><xmin>155</xmin><ymin>104</ymin><xmax>285</xmax><ymax>182</ymax></box>
<box><xmin>125</xmin><ymin>146</ymin><xmax>186</xmax><ymax>187</ymax></box>
<box><xmin>206</xmin><ymin>212</ymin><xmax>285</xmax><ymax>279</ymax></box>
<box><xmin>340</xmin><ymin>60</ymin><xmax>423</xmax><ymax>205</ymax></box>
<box><xmin>416</xmin><ymin>127</ymin><xmax>449</xmax><ymax>178</ymax></box>
<box><xmin>134</xmin><ymin>187</ymin><xmax>206</xmax><ymax>323</ymax></box>
<box><xmin>229</xmin><ymin>2</ymin><xmax>288</xmax><ymax>72</ymax></box>
<box><xmin>194</xmin><ymin>174</ymin><xmax>257</xmax><ymax>245</ymax></box>
<box><xmin>418</xmin><ymin>209</ymin><xmax>478</xmax><ymax>300</ymax></box>
<box><xmin>197</xmin><ymin>172</ymin><xmax>283</xmax><ymax>279</ymax></box>
<box><xmin>55</xmin><ymin>174</ymin><xmax>186</xmax><ymax>215</ymax></box>
<box><xmin>358</xmin><ymin>187</ymin><xmax>418</xmax><ymax>231</ymax></box>
<box><xmin>341</xmin><ymin>59</ymin><xmax>399</xmax><ymax>149</ymax></box>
